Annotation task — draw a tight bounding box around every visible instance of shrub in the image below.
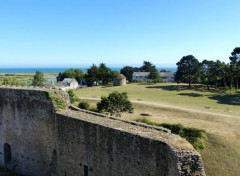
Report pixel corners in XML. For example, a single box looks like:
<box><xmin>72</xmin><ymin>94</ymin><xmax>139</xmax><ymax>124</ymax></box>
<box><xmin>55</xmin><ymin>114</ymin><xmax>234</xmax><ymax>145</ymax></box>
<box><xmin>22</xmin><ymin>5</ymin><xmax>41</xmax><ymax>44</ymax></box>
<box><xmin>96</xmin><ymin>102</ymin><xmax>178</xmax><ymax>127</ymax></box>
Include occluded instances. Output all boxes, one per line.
<box><xmin>68</xmin><ymin>90</ymin><xmax>80</xmax><ymax>103</ymax></box>
<box><xmin>78</xmin><ymin>102</ymin><xmax>90</xmax><ymax>110</ymax></box>
<box><xmin>52</xmin><ymin>97</ymin><xmax>66</xmax><ymax>110</ymax></box>
<box><xmin>97</xmin><ymin>91</ymin><xmax>133</xmax><ymax>117</ymax></box>
<box><xmin>134</xmin><ymin>118</ymin><xmax>206</xmax><ymax>150</ymax></box>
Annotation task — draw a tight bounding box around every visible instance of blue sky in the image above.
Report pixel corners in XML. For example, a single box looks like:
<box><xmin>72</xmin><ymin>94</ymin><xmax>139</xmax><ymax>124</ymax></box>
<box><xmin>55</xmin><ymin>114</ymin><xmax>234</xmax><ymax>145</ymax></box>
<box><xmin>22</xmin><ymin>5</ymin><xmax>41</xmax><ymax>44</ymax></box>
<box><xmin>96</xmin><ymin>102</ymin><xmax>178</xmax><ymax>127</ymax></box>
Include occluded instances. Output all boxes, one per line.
<box><xmin>0</xmin><ymin>0</ymin><xmax>239</xmax><ymax>68</ymax></box>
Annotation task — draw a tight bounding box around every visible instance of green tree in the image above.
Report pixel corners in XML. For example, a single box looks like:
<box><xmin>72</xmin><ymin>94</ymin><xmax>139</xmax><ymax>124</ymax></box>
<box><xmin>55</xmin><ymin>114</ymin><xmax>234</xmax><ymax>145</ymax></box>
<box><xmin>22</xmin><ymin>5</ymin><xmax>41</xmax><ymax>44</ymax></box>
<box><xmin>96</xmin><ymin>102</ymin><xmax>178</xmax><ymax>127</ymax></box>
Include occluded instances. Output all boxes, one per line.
<box><xmin>97</xmin><ymin>91</ymin><xmax>134</xmax><ymax>117</ymax></box>
<box><xmin>120</xmin><ymin>66</ymin><xmax>139</xmax><ymax>82</ymax></box>
<box><xmin>200</xmin><ymin>60</ymin><xmax>214</xmax><ymax>90</ymax></box>
<box><xmin>57</xmin><ymin>69</ymin><xmax>84</xmax><ymax>82</ymax></box>
<box><xmin>85</xmin><ymin>63</ymin><xmax>116</xmax><ymax>85</ymax></box>
<box><xmin>229</xmin><ymin>47</ymin><xmax>240</xmax><ymax>91</ymax></box>
<box><xmin>84</xmin><ymin>64</ymin><xmax>99</xmax><ymax>85</ymax></box>
<box><xmin>148</xmin><ymin>70</ymin><xmax>163</xmax><ymax>83</ymax></box>
<box><xmin>98</xmin><ymin>63</ymin><xmax>114</xmax><ymax>85</ymax></box>
<box><xmin>140</xmin><ymin>61</ymin><xmax>156</xmax><ymax>72</ymax></box>
<box><xmin>32</xmin><ymin>70</ymin><xmax>45</xmax><ymax>87</ymax></box>
<box><xmin>175</xmin><ymin>55</ymin><xmax>200</xmax><ymax>88</ymax></box>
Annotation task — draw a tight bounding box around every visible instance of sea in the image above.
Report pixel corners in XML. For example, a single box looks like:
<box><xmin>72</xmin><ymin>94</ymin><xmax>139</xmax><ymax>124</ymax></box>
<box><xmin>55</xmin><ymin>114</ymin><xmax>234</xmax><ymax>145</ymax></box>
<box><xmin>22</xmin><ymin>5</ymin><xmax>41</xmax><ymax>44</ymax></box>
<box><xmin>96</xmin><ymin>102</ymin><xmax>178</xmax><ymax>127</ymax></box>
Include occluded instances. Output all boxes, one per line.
<box><xmin>0</xmin><ymin>67</ymin><xmax>177</xmax><ymax>74</ymax></box>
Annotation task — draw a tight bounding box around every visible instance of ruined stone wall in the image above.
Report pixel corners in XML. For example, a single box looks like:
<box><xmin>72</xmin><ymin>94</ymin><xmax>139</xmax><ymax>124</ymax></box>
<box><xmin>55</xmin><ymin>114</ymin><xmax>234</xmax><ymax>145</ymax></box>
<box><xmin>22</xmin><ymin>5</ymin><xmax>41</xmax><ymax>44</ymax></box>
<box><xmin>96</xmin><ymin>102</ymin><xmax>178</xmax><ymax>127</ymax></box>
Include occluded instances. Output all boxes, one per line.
<box><xmin>0</xmin><ymin>87</ymin><xmax>205</xmax><ymax>176</ymax></box>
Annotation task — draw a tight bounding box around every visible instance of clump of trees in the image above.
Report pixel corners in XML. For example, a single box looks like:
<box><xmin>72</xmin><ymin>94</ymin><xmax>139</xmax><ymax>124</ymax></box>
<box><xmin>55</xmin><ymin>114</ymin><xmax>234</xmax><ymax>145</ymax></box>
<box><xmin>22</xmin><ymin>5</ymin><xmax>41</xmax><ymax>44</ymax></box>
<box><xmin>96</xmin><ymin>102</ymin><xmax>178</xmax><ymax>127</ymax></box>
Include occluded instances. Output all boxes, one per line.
<box><xmin>120</xmin><ymin>66</ymin><xmax>139</xmax><ymax>82</ymax></box>
<box><xmin>120</xmin><ymin>61</ymin><xmax>163</xmax><ymax>83</ymax></box>
<box><xmin>57</xmin><ymin>69</ymin><xmax>84</xmax><ymax>82</ymax></box>
<box><xmin>175</xmin><ymin>47</ymin><xmax>240</xmax><ymax>91</ymax></box>
<box><xmin>97</xmin><ymin>91</ymin><xmax>134</xmax><ymax>117</ymax></box>
<box><xmin>84</xmin><ymin>63</ymin><xmax>119</xmax><ymax>85</ymax></box>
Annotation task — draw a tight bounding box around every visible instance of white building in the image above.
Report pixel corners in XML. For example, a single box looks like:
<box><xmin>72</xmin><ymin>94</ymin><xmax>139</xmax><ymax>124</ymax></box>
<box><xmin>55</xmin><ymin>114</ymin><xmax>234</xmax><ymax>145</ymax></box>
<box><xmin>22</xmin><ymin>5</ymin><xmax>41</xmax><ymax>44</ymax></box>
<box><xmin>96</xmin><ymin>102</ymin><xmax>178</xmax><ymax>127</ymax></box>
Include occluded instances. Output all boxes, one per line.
<box><xmin>132</xmin><ymin>72</ymin><xmax>151</xmax><ymax>81</ymax></box>
<box><xmin>159</xmin><ymin>70</ymin><xmax>175</xmax><ymax>83</ymax></box>
<box><xmin>45</xmin><ymin>78</ymin><xmax>79</xmax><ymax>91</ymax></box>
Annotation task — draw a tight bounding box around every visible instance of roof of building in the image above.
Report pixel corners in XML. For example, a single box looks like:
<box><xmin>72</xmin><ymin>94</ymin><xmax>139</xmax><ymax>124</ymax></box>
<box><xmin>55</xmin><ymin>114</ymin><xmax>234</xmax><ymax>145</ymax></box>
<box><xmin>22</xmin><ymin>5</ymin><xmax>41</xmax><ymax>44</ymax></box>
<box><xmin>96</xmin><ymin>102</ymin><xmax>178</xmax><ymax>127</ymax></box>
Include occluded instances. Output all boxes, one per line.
<box><xmin>133</xmin><ymin>72</ymin><xmax>151</xmax><ymax>77</ymax></box>
<box><xmin>115</xmin><ymin>74</ymin><xmax>126</xmax><ymax>79</ymax></box>
<box><xmin>159</xmin><ymin>71</ymin><xmax>174</xmax><ymax>78</ymax></box>
<box><xmin>55</xmin><ymin>82</ymin><xmax>69</xmax><ymax>88</ymax></box>
<box><xmin>62</xmin><ymin>78</ymin><xmax>76</xmax><ymax>84</ymax></box>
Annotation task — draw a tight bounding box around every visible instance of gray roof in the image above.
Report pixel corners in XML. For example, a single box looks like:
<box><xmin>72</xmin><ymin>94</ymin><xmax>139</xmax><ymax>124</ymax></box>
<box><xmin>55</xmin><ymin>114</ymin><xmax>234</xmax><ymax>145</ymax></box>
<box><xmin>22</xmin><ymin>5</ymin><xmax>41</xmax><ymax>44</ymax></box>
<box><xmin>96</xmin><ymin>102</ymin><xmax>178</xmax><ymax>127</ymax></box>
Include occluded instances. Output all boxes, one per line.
<box><xmin>62</xmin><ymin>78</ymin><xmax>75</xmax><ymax>84</ymax></box>
<box><xmin>55</xmin><ymin>82</ymin><xmax>69</xmax><ymax>88</ymax></box>
<box><xmin>159</xmin><ymin>71</ymin><xmax>174</xmax><ymax>78</ymax></box>
<box><xmin>133</xmin><ymin>72</ymin><xmax>151</xmax><ymax>77</ymax></box>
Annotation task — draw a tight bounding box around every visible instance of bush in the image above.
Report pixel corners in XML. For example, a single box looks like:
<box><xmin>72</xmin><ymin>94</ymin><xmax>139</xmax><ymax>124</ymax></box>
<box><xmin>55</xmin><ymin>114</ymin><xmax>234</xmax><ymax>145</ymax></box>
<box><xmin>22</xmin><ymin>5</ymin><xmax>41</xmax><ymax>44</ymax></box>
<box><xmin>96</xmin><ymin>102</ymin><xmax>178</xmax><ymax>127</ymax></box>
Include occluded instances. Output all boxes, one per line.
<box><xmin>97</xmin><ymin>91</ymin><xmax>134</xmax><ymax>117</ymax></box>
<box><xmin>68</xmin><ymin>90</ymin><xmax>80</xmax><ymax>103</ymax></box>
<box><xmin>78</xmin><ymin>102</ymin><xmax>90</xmax><ymax>110</ymax></box>
<box><xmin>135</xmin><ymin>118</ymin><xmax>206</xmax><ymax>150</ymax></box>
<box><xmin>52</xmin><ymin>97</ymin><xmax>66</xmax><ymax>109</ymax></box>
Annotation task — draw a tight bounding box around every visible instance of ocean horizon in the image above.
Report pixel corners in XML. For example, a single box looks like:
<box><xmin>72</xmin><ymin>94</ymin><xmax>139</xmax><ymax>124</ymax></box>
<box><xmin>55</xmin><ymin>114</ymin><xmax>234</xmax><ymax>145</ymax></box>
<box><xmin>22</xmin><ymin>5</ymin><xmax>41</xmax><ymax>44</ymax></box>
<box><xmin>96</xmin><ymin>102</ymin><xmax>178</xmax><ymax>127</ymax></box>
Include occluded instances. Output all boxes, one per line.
<box><xmin>0</xmin><ymin>67</ymin><xmax>177</xmax><ymax>74</ymax></box>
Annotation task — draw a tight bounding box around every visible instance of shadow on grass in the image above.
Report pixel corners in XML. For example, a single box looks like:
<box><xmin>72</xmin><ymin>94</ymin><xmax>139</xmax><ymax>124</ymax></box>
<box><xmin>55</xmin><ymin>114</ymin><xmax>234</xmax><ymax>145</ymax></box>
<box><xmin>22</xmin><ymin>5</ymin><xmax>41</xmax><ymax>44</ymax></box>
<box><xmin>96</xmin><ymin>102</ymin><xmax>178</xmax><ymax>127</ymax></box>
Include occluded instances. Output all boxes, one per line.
<box><xmin>208</xmin><ymin>94</ymin><xmax>240</xmax><ymax>106</ymax></box>
<box><xmin>146</xmin><ymin>84</ymin><xmax>222</xmax><ymax>93</ymax></box>
<box><xmin>178</xmin><ymin>93</ymin><xmax>204</xmax><ymax>97</ymax></box>
<box><xmin>101</xmin><ymin>85</ymin><xmax>113</xmax><ymax>88</ymax></box>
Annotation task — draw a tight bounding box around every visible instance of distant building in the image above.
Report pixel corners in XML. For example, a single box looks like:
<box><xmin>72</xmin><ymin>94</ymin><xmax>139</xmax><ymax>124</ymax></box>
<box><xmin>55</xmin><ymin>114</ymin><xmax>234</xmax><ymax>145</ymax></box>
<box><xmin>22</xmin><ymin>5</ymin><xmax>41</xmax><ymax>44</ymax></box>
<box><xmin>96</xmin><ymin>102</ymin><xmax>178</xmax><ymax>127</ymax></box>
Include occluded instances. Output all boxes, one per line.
<box><xmin>132</xmin><ymin>72</ymin><xmax>151</xmax><ymax>81</ymax></box>
<box><xmin>45</xmin><ymin>78</ymin><xmax>79</xmax><ymax>91</ymax></box>
<box><xmin>159</xmin><ymin>70</ymin><xmax>175</xmax><ymax>83</ymax></box>
<box><xmin>113</xmin><ymin>74</ymin><xmax>126</xmax><ymax>86</ymax></box>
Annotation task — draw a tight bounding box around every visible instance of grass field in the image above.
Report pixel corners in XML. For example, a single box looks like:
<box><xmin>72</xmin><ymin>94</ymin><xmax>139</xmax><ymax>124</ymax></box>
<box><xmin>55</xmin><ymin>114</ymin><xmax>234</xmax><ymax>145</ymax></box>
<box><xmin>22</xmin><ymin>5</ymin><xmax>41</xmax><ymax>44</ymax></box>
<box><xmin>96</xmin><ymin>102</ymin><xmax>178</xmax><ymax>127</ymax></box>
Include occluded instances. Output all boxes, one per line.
<box><xmin>73</xmin><ymin>83</ymin><xmax>240</xmax><ymax>176</ymax></box>
<box><xmin>0</xmin><ymin>73</ymin><xmax>58</xmax><ymax>81</ymax></box>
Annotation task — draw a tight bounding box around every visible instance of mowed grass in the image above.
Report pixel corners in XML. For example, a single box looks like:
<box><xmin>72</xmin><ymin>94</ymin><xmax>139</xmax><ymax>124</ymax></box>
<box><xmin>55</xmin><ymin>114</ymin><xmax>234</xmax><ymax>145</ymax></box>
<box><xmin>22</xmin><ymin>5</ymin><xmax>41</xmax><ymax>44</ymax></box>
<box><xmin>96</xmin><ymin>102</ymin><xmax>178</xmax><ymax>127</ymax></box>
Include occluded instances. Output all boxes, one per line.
<box><xmin>74</xmin><ymin>83</ymin><xmax>240</xmax><ymax>176</ymax></box>
<box><xmin>74</xmin><ymin>83</ymin><xmax>240</xmax><ymax>116</ymax></box>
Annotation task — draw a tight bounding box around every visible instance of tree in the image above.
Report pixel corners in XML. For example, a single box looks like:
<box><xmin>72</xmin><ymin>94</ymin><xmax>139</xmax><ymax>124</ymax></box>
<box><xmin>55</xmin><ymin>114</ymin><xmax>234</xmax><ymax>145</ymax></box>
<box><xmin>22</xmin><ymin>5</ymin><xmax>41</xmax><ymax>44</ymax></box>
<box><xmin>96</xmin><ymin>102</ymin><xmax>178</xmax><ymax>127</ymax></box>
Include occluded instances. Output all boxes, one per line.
<box><xmin>209</xmin><ymin>60</ymin><xmax>222</xmax><ymax>89</ymax></box>
<box><xmin>229</xmin><ymin>47</ymin><xmax>240</xmax><ymax>91</ymax></box>
<box><xmin>175</xmin><ymin>55</ymin><xmax>200</xmax><ymax>88</ymax></box>
<box><xmin>98</xmin><ymin>63</ymin><xmax>115</xmax><ymax>85</ymax></box>
<box><xmin>32</xmin><ymin>70</ymin><xmax>45</xmax><ymax>87</ymax></box>
<box><xmin>139</xmin><ymin>61</ymin><xmax>163</xmax><ymax>83</ymax></box>
<box><xmin>148</xmin><ymin>70</ymin><xmax>163</xmax><ymax>83</ymax></box>
<box><xmin>120</xmin><ymin>66</ymin><xmax>139</xmax><ymax>82</ymax></box>
<box><xmin>200</xmin><ymin>60</ymin><xmax>214</xmax><ymax>90</ymax></box>
<box><xmin>57</xmin><ymin>69</ymin><xmax>84</xmax><ymax>82</ymax></box>
<box><xmin>85</xmin><ymin>63</ymin><xmax>116</xmax><ymax>85</ymax></box>
<box><xmin>84</xmin><ymin>64</ymin><xmax>99</xmax><ymax>85</ymax></box>
<box><xmin>140</xmin><ymin>61</ymin><xmax>156</xmax><ymax>72</ymax></box>
<box><xmin>97</xmin><ymin>91</ymin><xmax>134</xmax><ymax>117</ymax></box>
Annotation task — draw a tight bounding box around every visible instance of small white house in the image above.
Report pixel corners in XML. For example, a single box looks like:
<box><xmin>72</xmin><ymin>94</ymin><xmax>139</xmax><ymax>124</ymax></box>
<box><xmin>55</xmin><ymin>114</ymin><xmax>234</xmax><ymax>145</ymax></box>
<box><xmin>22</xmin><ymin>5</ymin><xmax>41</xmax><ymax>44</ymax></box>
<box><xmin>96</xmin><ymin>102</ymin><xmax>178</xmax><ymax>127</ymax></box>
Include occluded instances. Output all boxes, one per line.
<box><xmin>132</xmin><ymin>72</ymin><xmax>151</xmax><ymax>81</ymax></box>
<box><xmin>159</xmin><ymin>70</ymin><xmax>175</xmax><ymax>83</ymax></box>
<box><xmin>54</xmin><ymin>78</ymin><xmax>79</xmax><ymax>91</ymax></box>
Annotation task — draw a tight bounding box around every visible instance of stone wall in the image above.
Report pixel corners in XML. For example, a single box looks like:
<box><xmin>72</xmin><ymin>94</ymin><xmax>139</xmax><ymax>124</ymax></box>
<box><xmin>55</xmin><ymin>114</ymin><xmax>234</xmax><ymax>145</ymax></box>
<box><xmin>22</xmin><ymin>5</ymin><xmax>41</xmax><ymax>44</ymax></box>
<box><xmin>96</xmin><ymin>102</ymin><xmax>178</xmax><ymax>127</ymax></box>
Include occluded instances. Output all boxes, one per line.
<box><xmin>0</xmin><ymin>87</ymin><xmax>205</xmax><ymax>176</ymax></box>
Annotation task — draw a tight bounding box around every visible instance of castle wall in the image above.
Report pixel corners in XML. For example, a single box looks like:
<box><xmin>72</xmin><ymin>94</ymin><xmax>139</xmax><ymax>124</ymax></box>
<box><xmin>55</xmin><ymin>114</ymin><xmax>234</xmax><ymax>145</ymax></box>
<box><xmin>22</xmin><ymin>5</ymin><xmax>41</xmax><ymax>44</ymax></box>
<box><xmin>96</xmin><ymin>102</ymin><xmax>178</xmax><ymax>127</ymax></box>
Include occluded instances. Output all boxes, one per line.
<box><xmin>0</xmin><ymin>87</ymin><xmax>205</xmax><ymax>176</ymax></box>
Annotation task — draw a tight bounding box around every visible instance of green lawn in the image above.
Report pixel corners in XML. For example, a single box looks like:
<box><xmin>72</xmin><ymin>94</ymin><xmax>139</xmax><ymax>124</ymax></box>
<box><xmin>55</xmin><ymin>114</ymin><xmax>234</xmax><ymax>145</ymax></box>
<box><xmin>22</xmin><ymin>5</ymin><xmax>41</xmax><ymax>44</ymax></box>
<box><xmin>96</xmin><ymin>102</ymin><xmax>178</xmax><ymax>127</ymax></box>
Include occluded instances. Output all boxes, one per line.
<box><xmin>74</xmin><ymin>83</ymin><xmax>240</xmax><ymax>117</ymax></box>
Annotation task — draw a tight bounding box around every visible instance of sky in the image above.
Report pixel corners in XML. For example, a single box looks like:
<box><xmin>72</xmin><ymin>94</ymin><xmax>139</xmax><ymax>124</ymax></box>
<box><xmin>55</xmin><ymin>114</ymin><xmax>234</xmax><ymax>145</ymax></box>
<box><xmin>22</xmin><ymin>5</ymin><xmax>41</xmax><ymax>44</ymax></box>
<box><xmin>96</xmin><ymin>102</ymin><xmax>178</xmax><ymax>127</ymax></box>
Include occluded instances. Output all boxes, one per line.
<box><xmin>0</xmin><ymin>0</ymin><xmax>239</xmax><ymax>68</ymax></box>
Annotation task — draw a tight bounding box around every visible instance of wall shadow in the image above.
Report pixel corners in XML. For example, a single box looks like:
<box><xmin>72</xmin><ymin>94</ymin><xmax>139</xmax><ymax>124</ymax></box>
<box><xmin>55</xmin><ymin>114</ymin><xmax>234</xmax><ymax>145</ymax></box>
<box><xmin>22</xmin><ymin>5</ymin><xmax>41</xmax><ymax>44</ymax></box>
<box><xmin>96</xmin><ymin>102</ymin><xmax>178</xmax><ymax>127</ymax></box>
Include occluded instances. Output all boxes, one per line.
<box><xmin>208</xmin><ymin>94</ymin><xmax>240</xmax><ymax>106</ymax></box>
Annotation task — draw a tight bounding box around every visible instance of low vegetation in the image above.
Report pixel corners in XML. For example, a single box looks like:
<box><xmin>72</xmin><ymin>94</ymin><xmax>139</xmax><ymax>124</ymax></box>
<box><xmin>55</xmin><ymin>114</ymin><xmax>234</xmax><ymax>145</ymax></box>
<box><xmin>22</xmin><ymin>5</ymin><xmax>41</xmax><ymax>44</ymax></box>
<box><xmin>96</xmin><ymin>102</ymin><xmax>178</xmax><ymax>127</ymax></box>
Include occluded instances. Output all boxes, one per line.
<box><xmin>78</xmin><ymin>101</ymin><xmax>90</xmax><ymax>110</ymax></box>
<box><xmin>135</xmin><ymin>118</ymin><xmax>206</xmax><ymax>150</ymax></box>
<box><xmin>68</xmin><ymin>90</ymin><xmax>80</xmax><ymax>103</ymax></box>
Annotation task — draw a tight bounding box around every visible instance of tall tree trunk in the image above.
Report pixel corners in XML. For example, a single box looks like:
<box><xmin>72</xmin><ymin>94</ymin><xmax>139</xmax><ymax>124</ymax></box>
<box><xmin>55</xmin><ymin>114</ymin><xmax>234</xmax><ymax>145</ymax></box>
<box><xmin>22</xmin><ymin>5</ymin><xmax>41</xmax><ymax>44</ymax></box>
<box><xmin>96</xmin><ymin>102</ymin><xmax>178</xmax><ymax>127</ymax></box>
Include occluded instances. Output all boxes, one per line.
<box><xmin>236</xmin><ymin>78</ymin><xmax>239</xmax><ymax>92</ymax></box>
<box><xmin>223</xmin><ymin>76</ymin><xmax>227</xmax><ymax>90</ymax></box>
<box><xmin>188</xmin><ymin>76</ymin><xmax>191</xmax><ymax>88</ymax></box>
<box><xmin>215</xmin><ymin>76</ymin><xmax>217</xmax><ymax>89</ymax></box>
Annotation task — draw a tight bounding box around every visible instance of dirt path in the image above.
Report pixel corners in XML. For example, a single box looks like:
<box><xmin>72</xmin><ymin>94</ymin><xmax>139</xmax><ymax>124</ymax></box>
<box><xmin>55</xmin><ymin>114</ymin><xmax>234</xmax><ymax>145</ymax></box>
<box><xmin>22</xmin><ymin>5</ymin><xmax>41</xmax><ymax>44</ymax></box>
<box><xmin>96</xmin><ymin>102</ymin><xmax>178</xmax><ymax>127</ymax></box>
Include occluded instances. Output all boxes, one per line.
<box><xmin>80</xmin><ymin>97</ymin><xmax>240</xmax><ymax>119</ymax></box>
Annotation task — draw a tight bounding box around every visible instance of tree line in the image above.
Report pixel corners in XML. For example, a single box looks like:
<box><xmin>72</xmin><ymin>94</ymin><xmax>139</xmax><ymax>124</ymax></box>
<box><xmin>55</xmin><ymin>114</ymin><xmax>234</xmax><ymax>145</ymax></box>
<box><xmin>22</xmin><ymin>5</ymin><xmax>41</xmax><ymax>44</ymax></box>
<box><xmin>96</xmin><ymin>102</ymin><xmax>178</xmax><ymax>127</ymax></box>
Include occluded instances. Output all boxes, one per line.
<box><xmin>175</xmin><ymin>47</ymin><xmax>240</xmax><ymax>91</ymax></box>
<box><xmin>57</xmin><ymin>61</ymin><xmax>163</xmax><ymax>86</ymax></box>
